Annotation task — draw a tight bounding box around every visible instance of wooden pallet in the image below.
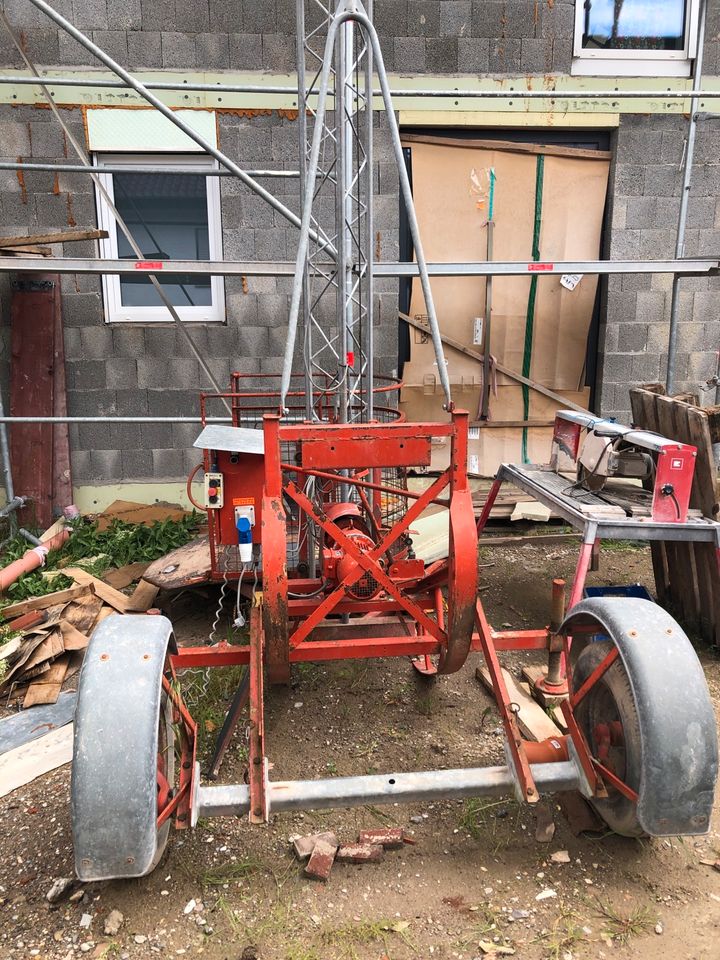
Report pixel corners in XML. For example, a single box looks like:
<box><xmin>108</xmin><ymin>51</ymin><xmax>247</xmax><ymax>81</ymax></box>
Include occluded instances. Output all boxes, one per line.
<box><xmin>629</xmin><ymin>386</ymin><xmax>720</xmax><ymax>645</ymax></box>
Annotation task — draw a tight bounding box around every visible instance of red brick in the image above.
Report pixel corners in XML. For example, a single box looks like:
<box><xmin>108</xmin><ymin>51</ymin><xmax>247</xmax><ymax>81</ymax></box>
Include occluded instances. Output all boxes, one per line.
<box><xmin>336</xmin><ymin>843</ymin><xmax>385</xmax><ymax>864</ymax></box>
<box><xmin>303</xmin><ymin>838</ymin><xmax>338</xmax><ymax>881</ymax></box>
<box><xmin>292</xmin><ymin>831</ymin><xmax>338</xmax><ymax>861</ymax></box>
<box><xmin>357</xmin><ymin>828</ymin><xmax>404</xmax><ymax>849</ymax></box>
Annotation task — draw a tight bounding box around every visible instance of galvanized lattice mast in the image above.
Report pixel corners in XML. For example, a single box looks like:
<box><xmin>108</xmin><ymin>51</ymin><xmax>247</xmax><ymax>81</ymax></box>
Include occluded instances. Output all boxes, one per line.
<box><xmin>295</xmin><ymin>0</ymin><xmax>374</xmax><ymax>423</ymax></box>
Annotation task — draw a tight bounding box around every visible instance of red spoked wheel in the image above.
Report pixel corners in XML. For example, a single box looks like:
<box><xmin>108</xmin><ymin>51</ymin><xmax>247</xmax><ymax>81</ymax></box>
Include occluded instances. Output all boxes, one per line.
<box><xmin>572</xmin><ymin>640</ymin><xmax>645</xmax><ymax>838</ymax></box>
<box><xmin>153</xmin><ymin>682</ymin><xmax>177</xmax><ymax>869</ymax></box>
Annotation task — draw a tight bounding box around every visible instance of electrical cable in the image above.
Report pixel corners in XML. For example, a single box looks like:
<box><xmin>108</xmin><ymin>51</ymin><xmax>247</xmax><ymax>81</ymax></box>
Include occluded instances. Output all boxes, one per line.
<box><xmin>186</xmin><ymin>463</ymin><xmax>205</xmax><ymax>511</ymax></box>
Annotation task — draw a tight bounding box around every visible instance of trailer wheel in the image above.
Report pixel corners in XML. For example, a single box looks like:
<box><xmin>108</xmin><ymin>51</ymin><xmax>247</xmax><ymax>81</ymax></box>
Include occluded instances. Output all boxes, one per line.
<box><xmin>572</xmin><ymin>640</ymin><xmax>645</xmax><ymax>837</ymax></box>
<box><xmin>72</xmin><ymin>614</ymin><xmax>179</xmax><ymax>881</ymax></box>
<box><xmin>562</xmin><ymin>597</ymin><xmax>717</xmax><ymax>838</ymax></box>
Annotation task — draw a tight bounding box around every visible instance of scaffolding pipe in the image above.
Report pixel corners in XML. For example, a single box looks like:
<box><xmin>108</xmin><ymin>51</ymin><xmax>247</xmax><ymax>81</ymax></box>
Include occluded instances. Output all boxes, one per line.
<box><xmin>0</xmin><ymin>257</ymin><xmax>715</xmax><ymax>277</ymax></box>
<box><xmin>1</xmin><ymin>73</ymin><xmax>719</xmax><ymax>101</ymax></box>
<box><xmin>0</xmin><ymin>386</ymin><xmax>15</xmax><ymax>512</ymax></box>
<box><xmin>24</xmin><ymin>0</ymin><xmax>335</xmax><ymax>257</ymax></box>
<box><xmin>666</xmin><ymin>0</ymin><xmax>708</xmax><ymax>393</ymax></box>
<box><xmin>0</xmin><ymin>161</ymin><xmax>300</xmax><ymax>178</ymax></box>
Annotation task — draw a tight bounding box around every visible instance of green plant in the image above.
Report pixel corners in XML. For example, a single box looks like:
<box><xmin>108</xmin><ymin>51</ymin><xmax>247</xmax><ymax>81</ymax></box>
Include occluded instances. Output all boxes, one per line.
<box><xmin>594</xmin><ymin>898</ymin><xmax>655</xmax><ymax>945</ymax></box>
<box><xmin>459</xmin><ymin>797</ymin><xmax>518</xmax><ymax>840</ymax></box>
<box><xmin>533</xmin><ymin>905</ymin><xmax>588</xmax><ymax>960</ymax></box>
<box><xmin>321</xmin><ymin>917</ymin><xmax>414</xmax><ymax>959</ymax></box>
<box><xmin>202</xmin><ymin>856</ymin><xmax>264</xmax><ymax>886</ymax></box>
<box><xmin>0</xmin><ymin>513</ymin><xmax>202</xmax><ymax>606</ymax></box>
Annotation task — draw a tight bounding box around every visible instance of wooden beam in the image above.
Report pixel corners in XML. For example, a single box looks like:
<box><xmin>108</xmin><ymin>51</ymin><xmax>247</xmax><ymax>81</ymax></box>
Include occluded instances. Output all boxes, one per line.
<box><xmin>0</xmin><ymin>584</ymin><xmax>87</xmax><ymax>619</ymax></box>
<box><xmin>399</xmin><ymin>311</ymin><xmax>591</xmax><ymax>415</ymax></box>
<box><xmin>0</xmin><ymin>228</ymin><xmax>108</xmax><ymax>247</ymax></box>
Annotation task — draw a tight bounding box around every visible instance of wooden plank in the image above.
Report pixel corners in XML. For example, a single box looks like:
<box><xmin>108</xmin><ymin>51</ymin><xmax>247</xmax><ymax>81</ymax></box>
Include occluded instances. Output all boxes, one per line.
<box><xmin>478</xmin><ymin>533</ymin><xmax>581</xmax><ymax>547</ymax></box>
<box><xmin>22</xmin><ymin>654</ymin><xmax>70</xmax><ymax>707</ymax></box>
<box><xmin>0</xmin><ymin>584</ymin><xmax>88</xmax><ymax>619</ymax></box>
<box><xmin>0</xmin><ymin>723</ymin><xmax>73</xmax><ymax>797</ymax></box>
<box><xmin>400</xmin><ymin>311</ymin><xmax>591</xmax><ymax>415</ymax></box>
<box><xmin>685</xmin><ymin>405</ymin><xmax>720</xmax><ymax>645</ymax></box>
<box><xmin>10</xmin><ymin>279</ymin><xmax>56</xmax><ymax>528</ymax></box>
<box><xmin>62</xmin><ymin>593</ymin><xmax>103</xmax><ymax>635</ymax></box>
<box><xmin>0</xmin><ymin>634</ymin><xmax>52</xmax><ymax>690</ymax></box>
<box><xmin>708</xmin><ymin>407</ymin><xmax>720</xmax><ymax>445</ymax></box>
<box><xmin>143</xmin><ymin>535</ymin><xmax>212</xmax><ymax>590</ymax></box>
<box><xmin>39</xmin><ymin>518</ymin><xmax>66</xmax><ymax>543</ymax></box>
<box><xmin>126</xmin><ymin>578</ymin><xmax>160</xmax><ymax>613</ymax></box>
<box><xmin>475</xmin><ymin>666</ymin><xmax>562</xmax><ymax>742</ymax></box>
<box><xmin>19</xmin><ymin>628</ymin><xmax>63</xmax><ymax>675</ymax></box>
<box><xmin>64</xmin><ymin>568</ymin><xmax>131</xmax><ymax>613</ymax></box>
<box><xmin>95</xmin><ymin>606</ymin><xmax>116</xmax><ymax>625</ymax></box>
<box><xmin>103</xmin><ymin>562</ymin><xmax>151</xmax><ymax>590</ymax></box>
<box><xmin>0</xmin><ymin>228</ymin><xmax>108</xmax><ymax>248</ymax></box>
<box><xmin>0</xmin><ymin>243</ymin><xmax>53</xmax><ymax>255</ymax></box>
<box><xmin>400</xmin><ymin>132</ymin><xmax>613</xmax><ymax>162</ymax></box>
<box><xmin>59</xmin><ymin>621</ymin><xmax>89</xmax><ymax>651</ymax></box>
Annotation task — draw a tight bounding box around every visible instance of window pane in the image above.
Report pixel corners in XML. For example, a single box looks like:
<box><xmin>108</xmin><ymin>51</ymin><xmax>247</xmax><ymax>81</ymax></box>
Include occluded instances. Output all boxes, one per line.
<box><xmin>582</xmin><ymin>0</ymin><xmax>686</xmax><ymax>51</ymax></box>
<box><xmin>113</xmin><ymin>171</ymin><xmax>212</xmax><ymax>307</ymax></box>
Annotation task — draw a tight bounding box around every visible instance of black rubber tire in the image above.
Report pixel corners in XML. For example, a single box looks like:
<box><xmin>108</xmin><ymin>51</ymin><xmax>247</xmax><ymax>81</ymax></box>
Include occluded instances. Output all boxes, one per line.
<box><xmin>572</xmin><ymin>640</ymin><xmax>646</xmax><ymax>838</ymax></box>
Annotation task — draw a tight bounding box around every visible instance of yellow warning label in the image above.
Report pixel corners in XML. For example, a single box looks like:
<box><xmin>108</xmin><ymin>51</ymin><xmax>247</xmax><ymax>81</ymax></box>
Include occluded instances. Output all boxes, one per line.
<box><xmin>233</xmin><ymin>497</ymin><xmax>255</xmax><ymax>506</ymax></box>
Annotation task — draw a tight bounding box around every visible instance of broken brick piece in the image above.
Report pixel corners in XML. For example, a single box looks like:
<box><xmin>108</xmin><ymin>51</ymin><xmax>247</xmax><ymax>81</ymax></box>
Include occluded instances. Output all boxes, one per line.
<box><xmin>336</xmin><ymin>843</ymin><xmax>384</xmax><ymax>864</ymax></box>
<box><xmin>304</xmin><ymin>838</ymin><xmax>338</xmax><ymax>881</ymax></box>
<box><xmin>292</xmin><ymin>831</ymin><xmax>338</xmax><ymax>861</ymax></box>
<box><xmin>357</xmin><ymin>828</ymin><xmax>404</xmax><ymax>849</ymax></box>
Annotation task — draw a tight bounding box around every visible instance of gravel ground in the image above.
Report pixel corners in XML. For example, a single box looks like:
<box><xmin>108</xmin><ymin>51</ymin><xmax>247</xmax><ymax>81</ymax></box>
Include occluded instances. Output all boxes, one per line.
<box><xmin>1</xmin><ymin>540</ymin><xmax>719</xmax><ymax>960</ymax></box>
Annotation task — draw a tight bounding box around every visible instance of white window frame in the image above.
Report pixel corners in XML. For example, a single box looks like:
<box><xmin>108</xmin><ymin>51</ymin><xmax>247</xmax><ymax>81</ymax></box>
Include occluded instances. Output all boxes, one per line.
<box><xmin>572</xmin><ymin>0</ymin><xmax>700</xmax><ymax>77</ymax></box>
<box><xmin>94</xmin><ymin>153</ymin><xmax>225</xmax><ymax>323</ymax></box>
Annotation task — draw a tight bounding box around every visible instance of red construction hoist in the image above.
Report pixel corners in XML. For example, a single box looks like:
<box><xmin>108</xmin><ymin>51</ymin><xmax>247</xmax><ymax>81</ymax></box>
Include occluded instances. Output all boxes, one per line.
<box><xmin>70</xmin><ymin>0</ymin><xmax>717</xmax><ymax>881</ymax></box>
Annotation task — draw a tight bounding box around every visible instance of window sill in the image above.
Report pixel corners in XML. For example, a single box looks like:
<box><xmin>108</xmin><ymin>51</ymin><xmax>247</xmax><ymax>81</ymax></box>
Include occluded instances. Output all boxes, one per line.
<box><xmin>571</xmin><ymin>57</ymin><xmax>692</xmax><ymax>78</ymax></box>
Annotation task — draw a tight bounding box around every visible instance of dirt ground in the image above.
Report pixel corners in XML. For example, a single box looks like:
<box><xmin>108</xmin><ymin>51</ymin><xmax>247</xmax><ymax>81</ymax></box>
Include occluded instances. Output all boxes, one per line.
<box><xmin>1</xmin><ymin>539</ymin><xmax>719</xmax><ymax>960</ymax></box>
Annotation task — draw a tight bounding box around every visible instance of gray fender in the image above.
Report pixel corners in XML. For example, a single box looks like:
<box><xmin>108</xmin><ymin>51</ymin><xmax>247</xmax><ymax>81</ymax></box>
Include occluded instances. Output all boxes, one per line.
<box><xmin>562</xmin><ymin>597</ymin><xmax>718</xmax><ymax>836</ymax></box>
<box><xmin>71</xmin><ymin>613</ymin><xmax>176</xmax><ymax>881</ymax></box>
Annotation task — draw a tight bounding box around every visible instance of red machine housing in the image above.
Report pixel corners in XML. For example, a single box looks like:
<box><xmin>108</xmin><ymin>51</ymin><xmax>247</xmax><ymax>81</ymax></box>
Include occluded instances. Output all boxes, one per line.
<box><xmin>551</xmin><ymin>411</ymin><xmax>697</xmax><ymax>523</ymax></box>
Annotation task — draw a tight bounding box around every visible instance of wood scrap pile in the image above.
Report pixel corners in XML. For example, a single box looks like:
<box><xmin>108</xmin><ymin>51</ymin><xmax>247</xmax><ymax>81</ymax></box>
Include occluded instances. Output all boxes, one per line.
<box><xmin>0</xmin><ymin>567</ymin><xmax>159</xmax><ymax>708</ymax></box>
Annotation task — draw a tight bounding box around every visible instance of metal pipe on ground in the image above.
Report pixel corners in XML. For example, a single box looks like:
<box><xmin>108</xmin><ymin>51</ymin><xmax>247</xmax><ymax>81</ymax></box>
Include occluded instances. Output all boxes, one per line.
<box><xmin>0</xmin><ymin>528</ymin><xmax>69</xmax><ymax>593</ymax></box>
<box><xmin>666</xmin><ymin>0</ymin><xmax>708</xmax><ymax>393</ymax></box>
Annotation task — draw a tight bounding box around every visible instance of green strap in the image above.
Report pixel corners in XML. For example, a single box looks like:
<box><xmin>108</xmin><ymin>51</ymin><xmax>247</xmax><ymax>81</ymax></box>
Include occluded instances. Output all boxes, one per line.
<box><xmin>521</xmin><ymin>155</ymin><xmax>545</xmax><ymax>463</ymax></box>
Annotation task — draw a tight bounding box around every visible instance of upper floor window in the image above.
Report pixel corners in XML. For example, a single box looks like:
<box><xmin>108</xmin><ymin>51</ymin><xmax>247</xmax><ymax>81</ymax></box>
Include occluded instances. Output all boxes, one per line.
<box><xmin>573</xmin><ymin>0</ymin><xmax>700</xmax><ymax>76</ymax></box>
<box><xmin>95</xmin><ymin>154</ymin><xmax>224</xmax><ymax>323</ymax></box>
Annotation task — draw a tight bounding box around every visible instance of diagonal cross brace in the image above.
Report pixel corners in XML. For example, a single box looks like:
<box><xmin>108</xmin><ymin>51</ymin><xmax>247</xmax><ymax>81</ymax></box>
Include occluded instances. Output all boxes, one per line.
<box><xmin>284</xmin><ymin>471</ymin><xmax>450</xmax><ymax>647</ymax></box>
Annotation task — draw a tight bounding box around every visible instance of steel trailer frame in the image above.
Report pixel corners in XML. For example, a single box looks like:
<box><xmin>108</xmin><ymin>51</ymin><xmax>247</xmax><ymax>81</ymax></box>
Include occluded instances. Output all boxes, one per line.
<box><xmin>8</xmin><ymin>0</ymin><xmax>707</xmax><ymax>879</ymax></box>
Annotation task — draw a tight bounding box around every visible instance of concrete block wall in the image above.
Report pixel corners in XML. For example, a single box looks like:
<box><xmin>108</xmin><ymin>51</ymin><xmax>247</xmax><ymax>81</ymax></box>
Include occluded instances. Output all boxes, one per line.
<box><xmin>0</xmin><ymin>105</ymin><xmax>400</xmax><ymax>484</ymax></box>
<box><xmin>598</xmin><ymin>114</ymin><xmax>720</xmax><ymax>423</ymax></box>
<box><xmin>0</xmin><ymin>0</ymin><xmax>718</xmax><ymax>486</ymax></box>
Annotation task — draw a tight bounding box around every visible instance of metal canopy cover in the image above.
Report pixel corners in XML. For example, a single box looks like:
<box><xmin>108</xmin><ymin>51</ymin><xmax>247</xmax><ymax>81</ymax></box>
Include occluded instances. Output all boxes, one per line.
<box><xmin>193</xmin><ymin>425</ymin><xmax>264</xmax><ymax>455</ymax></box>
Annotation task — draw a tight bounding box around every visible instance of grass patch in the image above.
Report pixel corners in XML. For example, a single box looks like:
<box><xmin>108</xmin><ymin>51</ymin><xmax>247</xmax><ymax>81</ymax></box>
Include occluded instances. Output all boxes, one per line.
<box><xmin>321</xmin><ymin>917</ymin><xmax>414</xmax><ymax>959</ymax></box>
<box><xmin>201</xmin><ymin>856</ymin><xmax>264</xmax><ymax>887</ymax></box>
<box><xmin>533</xmin><ymin>905</ymin><xmax>588</xmax><ymax>960</ymax></box>
<box><xmin>594</xmin><ymin>897</ymin><xmax>655</xmax><ymax>945</ymax></box>
<box><xmin>179</xmin><ymin>661</ymin><xmax>249</xmax><ymax>758</ymax></box>
<box><xmin>459</xmin><ymin>797</ymin><xmax>518</xmax><ymax>840</ymax></box>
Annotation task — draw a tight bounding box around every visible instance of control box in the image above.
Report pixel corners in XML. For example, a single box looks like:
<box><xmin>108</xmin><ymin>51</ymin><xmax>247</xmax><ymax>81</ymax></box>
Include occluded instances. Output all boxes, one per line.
<box><xmin>205</xmin><ymin>472</ymin><xmax>224</xmax><ymax>509</ymax></box>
